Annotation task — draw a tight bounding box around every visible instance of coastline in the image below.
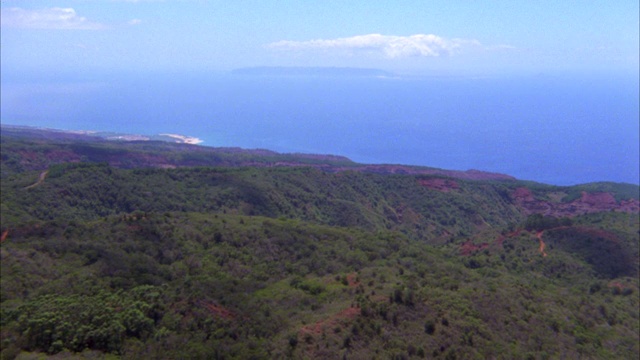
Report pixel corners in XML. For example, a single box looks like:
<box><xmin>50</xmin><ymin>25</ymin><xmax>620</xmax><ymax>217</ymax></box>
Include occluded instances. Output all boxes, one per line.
<box><xmin>0</xmin><ymin>124</ymin><xmax>204</xmax><ymax>145</ymax></box>
<box><xmin>159</xmin><ymin>133</ymin><xmax>204</xmax><ymax>145</ymax></box>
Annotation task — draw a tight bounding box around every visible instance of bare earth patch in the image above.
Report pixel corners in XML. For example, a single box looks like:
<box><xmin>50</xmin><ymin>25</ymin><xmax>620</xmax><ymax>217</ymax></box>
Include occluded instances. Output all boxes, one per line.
<box><xmin>512</xmin><ymin>187</ymin><xmax>640</xmax><ymax>217</ymax></box>
<box><xmin>459</xmin><ymin>240</ymin><xmax>489</xmax><ymax>256</ymax></box>
<box><xmin>201</xmin><ymin>302</ymin><xmax>236</xmax><ymax>320</ymax></box>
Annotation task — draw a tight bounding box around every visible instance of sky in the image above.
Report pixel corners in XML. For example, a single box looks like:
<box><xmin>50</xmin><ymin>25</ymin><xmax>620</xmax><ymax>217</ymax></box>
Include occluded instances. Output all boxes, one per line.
<box><xmin>1</xmin><ymin>1</ymin><xmax>639</xmax><ymax>185</ymax></box>
<box><xmin>1</xmin><ymin>0</ymin><xmax>639</xmax><ymax>76</ymax></box>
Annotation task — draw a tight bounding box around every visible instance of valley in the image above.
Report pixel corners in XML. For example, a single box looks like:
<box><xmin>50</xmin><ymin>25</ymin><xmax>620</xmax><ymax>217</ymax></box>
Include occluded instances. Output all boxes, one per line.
<box><xmin>1</xmin><ymin>126</ymin><xmax>638</xmax><ymax>359</ymax></box>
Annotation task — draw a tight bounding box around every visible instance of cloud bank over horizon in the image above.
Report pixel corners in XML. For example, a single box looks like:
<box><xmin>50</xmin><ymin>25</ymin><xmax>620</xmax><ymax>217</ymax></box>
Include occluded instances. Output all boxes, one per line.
<box><xmin>1</xmin><ymin>7</ymin><xmax>105</xmax><ymax>30</ymax></box>
<box><xmin>0</xmin><ymin>7</ymin><xmax>140</xmax><ymax>30</ymax></box>
<box><xmin>266</xmin><ymin>34</ymin><xmax>482</xmax><ymax>59</ymax></box>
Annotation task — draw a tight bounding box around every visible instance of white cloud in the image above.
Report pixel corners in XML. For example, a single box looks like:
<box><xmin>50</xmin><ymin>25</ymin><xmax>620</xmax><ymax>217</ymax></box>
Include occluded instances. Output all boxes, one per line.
<box><xmin>266</xmin><ymin>34</ymin><xmax>482</xmax><ymax>58</ymax></box>
<box><xmin>0</xmin><ymin>7</ymin><xmax>105</xmax><ymax>30</ymax></box>
<box><xmin>128</xmin><ymin>19</ymin><xmax>142</xmax><ymax>26</ymax></box>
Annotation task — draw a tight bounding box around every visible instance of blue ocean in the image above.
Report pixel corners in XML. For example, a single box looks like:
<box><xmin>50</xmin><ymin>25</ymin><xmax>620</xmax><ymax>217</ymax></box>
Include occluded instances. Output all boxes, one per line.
<box><xmin>2</xmin><ymin>72</ymin><xmax>638</xmax><ymax>186</ymax></box>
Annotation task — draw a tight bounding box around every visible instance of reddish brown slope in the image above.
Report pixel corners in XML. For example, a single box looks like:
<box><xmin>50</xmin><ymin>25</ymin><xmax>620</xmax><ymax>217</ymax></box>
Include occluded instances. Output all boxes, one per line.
<box><xmin>512</xmin><ymin>187</ymin><xmax>639</xmax><ymax>217</ymax></box>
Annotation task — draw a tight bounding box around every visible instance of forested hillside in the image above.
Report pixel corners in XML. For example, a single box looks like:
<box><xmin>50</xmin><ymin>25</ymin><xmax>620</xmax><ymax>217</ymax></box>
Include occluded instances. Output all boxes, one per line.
<box><xmin>1</xmin><ymin>129</ymin><xmax>638</xmax><ymax>359</ymax></box>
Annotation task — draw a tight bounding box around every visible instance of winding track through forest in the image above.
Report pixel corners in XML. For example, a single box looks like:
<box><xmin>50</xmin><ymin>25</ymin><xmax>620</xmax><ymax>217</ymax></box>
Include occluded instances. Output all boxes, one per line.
<box><xmin>24</xmin><ymin>170</ymin><xmax>49</xmax><ymax>189</ymax></box>
<box><xmin>4</xmin><ymin>170</ymin><xmax>51</xmax><ymax>245</ymax></box>
<box><xmin>536</xmin><ymin>231</ymin><xmax>548</xmax><ymax>257</ymax></box>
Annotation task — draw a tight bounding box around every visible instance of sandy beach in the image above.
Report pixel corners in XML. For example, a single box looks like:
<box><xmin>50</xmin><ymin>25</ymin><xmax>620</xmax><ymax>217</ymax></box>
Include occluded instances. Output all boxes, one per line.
<box><xmin>159</xmin><ymin>133</ymin><xmax>204</xmax><ymax>145</ymax></box>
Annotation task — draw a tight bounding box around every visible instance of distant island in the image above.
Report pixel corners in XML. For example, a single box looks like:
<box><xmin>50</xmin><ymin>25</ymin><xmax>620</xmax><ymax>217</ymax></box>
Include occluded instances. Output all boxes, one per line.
<box><xmin>231</xmin><ymin>66</ymin><xmax>395</xmax><ymax>78</ymax></box>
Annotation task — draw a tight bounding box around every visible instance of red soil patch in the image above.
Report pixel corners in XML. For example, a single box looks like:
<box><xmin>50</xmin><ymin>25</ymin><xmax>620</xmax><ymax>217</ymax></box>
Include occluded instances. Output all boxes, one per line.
<box><xmin>618</xmin><ymin>199</ymin><xmax>640</xmax><ymax>213</ymax></box>
<box><xmin>346</xmin><ymin>273</ymin><xmax>360</xmax><ymax>287</ymax></box>
<box><xmin>45</xmin><ymin>150</ymin><xmax>82</xmax><ymax>163</ymax></box>
<box><xmin>512</xmin><ymin>187</ymin><xmax>535</xmax><ymax>201</ymax></box>
<box><xmin>299</xmin><ymin>306</ymin><xmax>361</xmax><ymax>336</ymax></box>
<box><xmin>417</xmin><ymin>178</ymin><xmax>460</xmax><ymax>192</ymax></box>
<box><xmin>459</xmin><ymin>240</ymin><xmax>489</xmax><ymax>256</ymax></box>
<box><xmin>512</xmin><ymin>187</ymin><xmax>553</xmax><ymax>214</ymax></box>
<box><xmin>512</xmin><ymin>188</ymin><xmax>639</xmax><ymax>217</ymax></box>
<box><xmin>202</xmin><ymin>302</ymin><xmax>236</xmax><ymax>320</ymax></box>
<box><xmin>580</xmin><ymin>192</ymin><xmax>616</xmax><ymax>207</ymax></box>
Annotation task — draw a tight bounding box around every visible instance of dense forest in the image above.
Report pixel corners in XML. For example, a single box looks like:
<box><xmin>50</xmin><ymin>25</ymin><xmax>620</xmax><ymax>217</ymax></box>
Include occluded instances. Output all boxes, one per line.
<box><xmin>1</xmin><ymin>127</ymin><xmax>638</xmax><ymax>359</ymax></box>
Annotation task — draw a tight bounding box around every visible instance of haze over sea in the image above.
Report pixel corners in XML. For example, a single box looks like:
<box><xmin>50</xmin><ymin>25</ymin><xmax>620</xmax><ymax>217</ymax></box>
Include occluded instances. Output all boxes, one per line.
<box><xmin>1</xmin><ymin>71</ymin><xmax>638</xmax><ymax>186</ymax></box>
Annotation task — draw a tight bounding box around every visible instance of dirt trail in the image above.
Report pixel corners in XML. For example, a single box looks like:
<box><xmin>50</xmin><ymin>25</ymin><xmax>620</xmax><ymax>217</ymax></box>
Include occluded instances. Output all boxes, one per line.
<box><xmin>536</xmin><ymin>231</ymin><xmax>548</xmax><ymax>257</ymax></box>
<box><xmin>24</xmin><ymin>170</ymin><xmax>49</xmax><ymax>189</ymax></box>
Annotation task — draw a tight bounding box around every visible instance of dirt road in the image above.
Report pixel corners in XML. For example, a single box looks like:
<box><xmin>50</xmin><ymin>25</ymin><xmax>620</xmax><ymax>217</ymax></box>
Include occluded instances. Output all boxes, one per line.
<box><xmin>24</xmin><ymin>170</ymin><xmax>49</xmax><ymax>189</ymax></box>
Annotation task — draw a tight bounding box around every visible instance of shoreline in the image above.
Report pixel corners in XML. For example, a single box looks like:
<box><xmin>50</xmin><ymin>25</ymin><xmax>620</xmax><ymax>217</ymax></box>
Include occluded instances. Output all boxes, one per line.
<box><xmin>159</xmin><ymin>133</ymin><xmax>204</xmax><ymax>145</ymax></box>
<box><xmin>0</xmin><ymin>124</ymin><xmax>204</xmax><ymax>145</ymax></box>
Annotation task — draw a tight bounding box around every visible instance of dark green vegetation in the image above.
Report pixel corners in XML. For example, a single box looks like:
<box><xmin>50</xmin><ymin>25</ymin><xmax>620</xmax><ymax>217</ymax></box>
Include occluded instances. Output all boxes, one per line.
<box><xmin>1</xmin><ymin>128</ymin><xmax>639</xmax><ymax>359</ymax></box>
